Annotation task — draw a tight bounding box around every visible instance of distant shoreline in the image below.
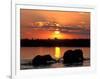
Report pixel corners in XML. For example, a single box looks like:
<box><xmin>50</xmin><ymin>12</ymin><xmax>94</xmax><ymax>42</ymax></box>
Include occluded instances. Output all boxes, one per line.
<box><xmin>21</xmin><ymin>39</ymin><xmax>90</xmax><ymax>47</ymax></box>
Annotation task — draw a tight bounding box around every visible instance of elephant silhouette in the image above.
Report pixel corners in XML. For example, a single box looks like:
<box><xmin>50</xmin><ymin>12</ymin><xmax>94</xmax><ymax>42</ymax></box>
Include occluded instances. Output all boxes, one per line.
<box><xmin>63</xmin><ymin>49</ymin><xmax>83</xmax><ymax>65</ymax></box>
<box><xmin>32</xmin><ymin>55</ymin><xmax>55</xmax><ymax>67</ymax></box>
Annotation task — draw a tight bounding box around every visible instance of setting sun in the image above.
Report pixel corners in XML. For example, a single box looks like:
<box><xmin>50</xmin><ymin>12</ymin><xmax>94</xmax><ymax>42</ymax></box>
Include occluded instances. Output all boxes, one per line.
<box><xmin>54</xmin><ymin>30</ymin><xmax>60</xmax><ymax>34</ymax></box>
<box><xmin>52</xmin><ymin>30</ymin><xmax>62</xmax><ymax>39</ymax></box>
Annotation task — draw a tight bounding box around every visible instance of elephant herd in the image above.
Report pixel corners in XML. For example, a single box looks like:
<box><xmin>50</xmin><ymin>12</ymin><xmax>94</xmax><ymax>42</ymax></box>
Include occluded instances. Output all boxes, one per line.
<box><xmin>32</xmin><ymin>49</ymin><xmax>84</xmax><ymax>67</ymax></box>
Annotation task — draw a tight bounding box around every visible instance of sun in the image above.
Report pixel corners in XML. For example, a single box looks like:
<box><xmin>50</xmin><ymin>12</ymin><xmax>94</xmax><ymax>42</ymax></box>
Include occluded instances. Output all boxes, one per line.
<box><xmin>54</xmin><ymin>30</ymin><xmax>60</xmax><ymax>34</ymax></box>
<box><xmin>51</xmin><ymin>30</ymin><xmax>62</xmax><ymax>39</ymax></box>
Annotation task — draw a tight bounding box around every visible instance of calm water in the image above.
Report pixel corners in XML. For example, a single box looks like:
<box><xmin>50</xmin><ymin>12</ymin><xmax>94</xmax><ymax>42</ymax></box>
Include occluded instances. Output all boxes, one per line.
<box><xmin>20</xmin><ymin>47</ymin><xmax>90</xmax><ymax>70</ymax></box>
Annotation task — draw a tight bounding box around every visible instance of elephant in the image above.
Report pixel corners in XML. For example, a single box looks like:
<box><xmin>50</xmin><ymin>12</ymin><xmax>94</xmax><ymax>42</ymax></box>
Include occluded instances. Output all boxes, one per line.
<box><xmin>63</xmin><ymin>49</ymin><xmax>83</xmax><ymax>65</ymax></box>
<box><xmin>32</xmin><ymin>54</ymin><xmax>56</xmax><ymax>67</ymax></box>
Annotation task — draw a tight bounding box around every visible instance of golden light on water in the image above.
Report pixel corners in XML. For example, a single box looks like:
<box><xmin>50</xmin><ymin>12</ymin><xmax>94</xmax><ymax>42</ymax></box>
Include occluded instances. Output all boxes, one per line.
<box><xmin>55</xmin><ymin>47</ymin><xmax>61</xmax><ymax>60</ymax></box>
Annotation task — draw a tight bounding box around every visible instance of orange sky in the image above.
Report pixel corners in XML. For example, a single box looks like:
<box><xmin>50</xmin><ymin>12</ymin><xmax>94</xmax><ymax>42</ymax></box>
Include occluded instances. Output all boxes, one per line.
<box><xmin>20</xmin><ymin>9</ymin><xmax>90</xmax><ymax>39</ymax></box>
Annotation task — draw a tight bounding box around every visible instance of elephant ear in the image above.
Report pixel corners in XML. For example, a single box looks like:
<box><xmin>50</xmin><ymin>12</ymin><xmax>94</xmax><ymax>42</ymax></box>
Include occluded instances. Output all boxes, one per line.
<box><xmin>63</xmin><ymin>50</ymin><xmax>73</xmax><ymax>58</ymax></box>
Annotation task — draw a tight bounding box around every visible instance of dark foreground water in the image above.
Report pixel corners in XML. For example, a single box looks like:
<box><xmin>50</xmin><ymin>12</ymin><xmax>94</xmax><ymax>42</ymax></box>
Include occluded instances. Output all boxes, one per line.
<box><xmin>20</xmin><ymin>59</ymin><xmax>90</xmax><ymax>70</ymax></box>
<box><xmin>20</xmin><ymin>47</ymin><xmax>90</xmax><ymax>70</ymax></box>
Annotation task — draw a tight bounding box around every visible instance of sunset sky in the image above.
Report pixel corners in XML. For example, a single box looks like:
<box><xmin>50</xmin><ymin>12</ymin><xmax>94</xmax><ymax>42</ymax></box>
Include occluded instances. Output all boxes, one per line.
<box><xmin>20</xmin><ymin>9</ymin><xmax>90</xmax><ymax>39</ymax></box>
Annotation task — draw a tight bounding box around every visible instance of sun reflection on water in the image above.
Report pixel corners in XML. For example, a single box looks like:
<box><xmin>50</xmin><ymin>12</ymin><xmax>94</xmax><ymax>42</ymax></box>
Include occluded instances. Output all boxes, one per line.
<box><xmin>55</xmin><ymin>47</ymin><xmax>61</xmax><ymax>60</ymax></box>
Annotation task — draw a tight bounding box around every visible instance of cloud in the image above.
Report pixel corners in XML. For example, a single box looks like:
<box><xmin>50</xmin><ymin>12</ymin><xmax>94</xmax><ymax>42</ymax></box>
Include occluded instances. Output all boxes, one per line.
<box><xmin>59</xmin><ymin>25</ymin><xmax>90</xmax><ymax>34</ymax></box>
<box><xmin>20</xmin><ymin>9</ymin><xmax>90</xmax><ymax>39</ymax></box>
